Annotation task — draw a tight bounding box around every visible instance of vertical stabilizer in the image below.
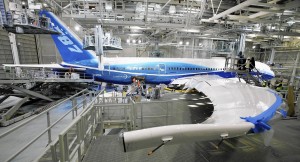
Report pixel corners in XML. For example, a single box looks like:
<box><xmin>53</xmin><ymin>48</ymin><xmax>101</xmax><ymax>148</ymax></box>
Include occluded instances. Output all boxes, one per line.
<box><xmin>39</xmin><ymin>10</ymin><xmax>98</xmax><ymax>68</ymax></box>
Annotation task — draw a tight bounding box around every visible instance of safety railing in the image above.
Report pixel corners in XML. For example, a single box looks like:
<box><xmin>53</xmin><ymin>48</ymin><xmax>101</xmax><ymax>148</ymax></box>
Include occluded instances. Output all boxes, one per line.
<box><xmin>1</xmin><ymin>89</ymin><xmax>97</xmax><ymax>162</ymax></box>
<box><xmin>34</xmin><ymin>91</ymin><xmax>180</xmax><ymax>162</ymax></box>
<box><xmin>96</xmin><ymin>103</ymin><xmax>132</xmax><ymax>130</ymax></box>
<box><xmin>34</xmin><ymin>89</ymin><xmax>104</xmax><ymax>162</ymax></box>
<box><xmin>134</xmin><ymin>100</ymin><xmax>175</xmax><ymax>129</ymax></box>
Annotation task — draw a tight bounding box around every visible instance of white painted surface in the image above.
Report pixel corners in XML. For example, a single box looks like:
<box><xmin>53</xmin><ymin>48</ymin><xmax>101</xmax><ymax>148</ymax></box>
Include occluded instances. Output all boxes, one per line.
<box><xmin>123</xmin><ymin>75</ymin><xmax>280</xmax><ymax>151</ymax></box>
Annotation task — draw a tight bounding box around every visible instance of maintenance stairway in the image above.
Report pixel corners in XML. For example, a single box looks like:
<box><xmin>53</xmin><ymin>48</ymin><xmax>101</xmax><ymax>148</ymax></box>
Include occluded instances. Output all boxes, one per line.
<box><xmin>224</xmin><ymin>57</ymin><xmax>264</xmax><ymax>87</ymax></box>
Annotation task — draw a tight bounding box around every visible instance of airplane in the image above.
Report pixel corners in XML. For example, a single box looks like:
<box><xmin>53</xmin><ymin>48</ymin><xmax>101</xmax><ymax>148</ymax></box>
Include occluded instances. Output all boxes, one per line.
<box><xmin>3</xmin><ymin>10</ymin><xmax>275</xmax><ymax>85</ymax></box>
<box><xmin>2</xmin><ymin>11</ymin><xmax>285</xmax><ymax>153</ymax></box>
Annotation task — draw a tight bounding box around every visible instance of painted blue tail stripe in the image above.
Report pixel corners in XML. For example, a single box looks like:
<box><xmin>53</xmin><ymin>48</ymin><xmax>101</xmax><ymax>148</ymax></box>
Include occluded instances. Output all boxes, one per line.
<box><xmin>39</xmin><ymin>10</ymin><xmax>98</xmax><ymax>68</ymax></box>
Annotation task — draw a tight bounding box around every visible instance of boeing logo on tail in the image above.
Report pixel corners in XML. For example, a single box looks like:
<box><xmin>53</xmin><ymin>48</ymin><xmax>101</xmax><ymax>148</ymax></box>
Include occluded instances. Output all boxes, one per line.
<box><xmin>53</xmin><ymin>25</ymin><xmax>83</xmax><ymax>53</ymax></box>
<box><xmin>39</xmin><ymin>10</ymin><xmax>98</xmax><ymax>68</ymax></box>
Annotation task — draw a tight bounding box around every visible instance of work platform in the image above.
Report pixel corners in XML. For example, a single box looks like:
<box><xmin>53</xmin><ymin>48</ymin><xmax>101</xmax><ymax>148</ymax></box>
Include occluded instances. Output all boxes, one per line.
<box><xmin>4</xmin><ymin>24</ymin><xmax>59</xmax><ymax>34</ymax></box>
<box><xmin>0</xmin><ymin>67</ymin><xmax>95</xmax><ymax>84</ymax></box>
<box><xmin>0</xmin><ymin>89</ymin><xmax>96</xmax><ymax>162</ymax></box>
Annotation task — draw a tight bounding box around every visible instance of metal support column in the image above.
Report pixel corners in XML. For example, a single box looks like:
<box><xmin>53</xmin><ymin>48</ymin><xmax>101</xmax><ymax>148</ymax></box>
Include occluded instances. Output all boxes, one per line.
<box><xmin>8</xmin><ymin>33</ymin><xmax>21</xmax><ymax>76</ymax></box>
<box><xmin>191</xmin><ymin>38</ymin><xmax>195</xmax><ymax>58</ymax></box>
<box><xmin>145</xmin><ymin>0</ymin><xmax>148</xmax><ymax>23</ymax></box>
<box><xmin>290</xmin><ymin>52</ymin><xmax>299</xmax><ymax>86</ymax></box>
<box><xmin>47</xmin><ymin>111</ymin><xmax>52</xmax><ymax>144</ymax></box>
<box><xmin>72</xmin><ymin>98</ymin><xmax>77</xmax><ymax>119</ymax></box>
<box><xmin>237</xmin><ymin>33</ymin><xmax>245</xmax><ymax>55</ymax></box>
<box><xmin>297</xmin><ymin>93</ymin><xmax>300</xmax><ymax>120</ymax></box>
<box><xmin>270</xmin><ymin>48</ymin><xmax>275</xmax><ymax>65</ymax></box>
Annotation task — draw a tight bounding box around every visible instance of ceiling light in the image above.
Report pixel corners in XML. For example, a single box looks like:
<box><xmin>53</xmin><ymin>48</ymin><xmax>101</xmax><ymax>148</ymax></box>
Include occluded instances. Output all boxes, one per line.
<box><xmin>126</xmin><ymin>39</ymin><xmax>130</xmax><ymax>43</ymax></box>
<box><xmin>74</xmin><ymin>25</ymin><xmax>80</xmax><ymax>31</ymax></box>
<box><xmin>132</xmin><ymin>39</ymin><xmax>136</xmax><ymax>44</ymax></box>
<box><xmin>138</xmin><ymin>40</ymin><xmax>142</xmax><ymax>44</ymax></box>
<box><xmin>169</xmin><ymin>5</ymin><xmax>176</xmax><ymax>14</ymax></box>
<box><xmin>199</xmin><ymin>43</ymin><xmax>202</xmax><ymax>47</ymax></box>
<box><xmin>252</xmin><ymin>46</ymin><xmax>256</xmax><ymax>49</ymax></box>
<box><xmin>186</xmin><ymin>41</ymin><xmax>189</xmax><ymax>45</ymax></box>
<box><xmin>179</xmin><ymin>41</ymin><xmax>183</xmax><ymax>45</ymax></box>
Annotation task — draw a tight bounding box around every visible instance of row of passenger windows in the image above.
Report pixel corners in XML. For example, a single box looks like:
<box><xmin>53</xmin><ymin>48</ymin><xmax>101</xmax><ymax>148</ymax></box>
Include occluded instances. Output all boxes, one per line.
<box><xmin>109</xmin><ymin>66</ymin><xmax>225</xmax><ymax>71</ymax></box>
<box><xmin>168</xmin><ymin>67</ymin><xmax>225</xmax><ymax>71</ymax></box>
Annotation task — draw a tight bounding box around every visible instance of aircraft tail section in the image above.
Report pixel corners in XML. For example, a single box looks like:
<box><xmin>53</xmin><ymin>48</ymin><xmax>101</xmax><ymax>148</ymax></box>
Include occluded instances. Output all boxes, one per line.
<box><xmin>39</xmin><ymin>10</ymin><xmax>98</xmax><ymax>68</ymax></box>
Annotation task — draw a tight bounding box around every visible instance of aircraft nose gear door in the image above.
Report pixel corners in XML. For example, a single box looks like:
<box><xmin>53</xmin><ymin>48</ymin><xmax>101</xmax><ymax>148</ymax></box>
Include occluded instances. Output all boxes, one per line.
<box><xmin>158</xmin><ymin>64</ymin><xmax>166</xmax><ymax>74</ymax></box>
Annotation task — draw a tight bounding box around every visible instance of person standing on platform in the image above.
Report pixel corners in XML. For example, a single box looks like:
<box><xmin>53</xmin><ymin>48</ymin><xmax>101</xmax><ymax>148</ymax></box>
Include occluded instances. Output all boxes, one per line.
<box><xmin>122</xmin><ymin>88</ymin><xmax>127</xmax><ymax>103</ymax></box>
<box><xmin>245</xmin><ymin>57</ymin><xmax>251</xmax><ymax>72</ymax></box>
<box><xmin>250</xmin><ymin>57</ymin><xmax>255</xmax><ymax>72</ymax></box>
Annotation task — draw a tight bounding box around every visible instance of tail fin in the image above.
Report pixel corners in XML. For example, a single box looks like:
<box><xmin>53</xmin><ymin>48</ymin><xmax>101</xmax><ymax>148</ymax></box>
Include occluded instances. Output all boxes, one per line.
<box><xmin>39</xmin><ymin>10</ymin><xmax>98</xmax><ymax>68</ymax></box>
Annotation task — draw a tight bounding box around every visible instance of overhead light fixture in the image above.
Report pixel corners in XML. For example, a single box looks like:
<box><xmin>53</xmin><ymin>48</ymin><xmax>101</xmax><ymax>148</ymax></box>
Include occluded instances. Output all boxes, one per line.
<box><xmin>43</xmin><ymin>3</ymin><xmax>47</xmax><ymax>7</ymax></box>
<box><xmin>132</xmin><ymin>39</ymin><xmax>136</xmax><ymax>44</ymax></box>
<box><xmin>252</xmin><ymin>46</ymin><xmax>256</xmax><ymax>49</ymax></box>
<box><xmin>74</xmin><ymin>25</ymin><xmax>80</xmax><ymax>31</ymax></box>
<box><xmin>199</xmin><ymin>43</ymin><xmax>202</xmax><ymax>47</ymax></box>
<box><xmin>21</xmin><ymin>1</ymin><xmax>26</xmax><ymax>5</ymax></box>
<box><xmin>138</xmin><ymin>40</ymin><xmax>142</xmax><ymax>44</ymax></box>
<box><xmin>287</xmin><ymin>20</ymin><xmax>295</xmax><ymax>26</ymax></box>
<box><xmin>169</xmin><ymin>5</ymin><xmax>176</xmax><ymax>14</ymax></box>
<box><xmin>186</xmin><ymin>41</ymin><xmax>189</xmax><ymax>45</ymax></box>
<box><xmin>179</xmin><ymin>41</ymin><xmax>183</xmax><ymax>45</ymax></box>
<box><xmin>126</xmin><ymin>39</ymin><xmax>130</xmax><ymax>43</ymax></box>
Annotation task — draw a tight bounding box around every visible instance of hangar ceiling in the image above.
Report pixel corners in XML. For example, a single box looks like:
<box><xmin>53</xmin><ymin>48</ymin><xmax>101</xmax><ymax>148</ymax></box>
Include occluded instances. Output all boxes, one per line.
<box><xmin>39</xmin><ymin>0</ymin><xmax>300</xmax><ymax>48</ymax></box>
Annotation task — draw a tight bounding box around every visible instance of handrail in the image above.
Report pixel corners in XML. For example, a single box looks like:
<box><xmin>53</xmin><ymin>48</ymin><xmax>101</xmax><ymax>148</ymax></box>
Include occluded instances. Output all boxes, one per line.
<box><xmin>3</xmin><ymin>90</ymin><xmax>98</xmax><ymax>162</ymax></box>
<box><xmin>60</xmin><ymin>89</ymin><xmax>104</xmax><ymax>133</ymax></box>
<box><xmin>33</xmin><ymin>89</ymin><xmax>105</xmax><ymax>162</ymax></box>
<box><xmin>0</xmin><ymin>89</ymin><xmax>89</xmax><ymax>138</ymax></box>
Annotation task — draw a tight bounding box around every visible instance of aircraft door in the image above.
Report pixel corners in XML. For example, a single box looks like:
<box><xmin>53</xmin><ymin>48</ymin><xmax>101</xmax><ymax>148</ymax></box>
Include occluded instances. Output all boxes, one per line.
<box><xmin>158</xmin><ymin>64</ymin><xmax>166</xmax><ymax>74</ymax></box>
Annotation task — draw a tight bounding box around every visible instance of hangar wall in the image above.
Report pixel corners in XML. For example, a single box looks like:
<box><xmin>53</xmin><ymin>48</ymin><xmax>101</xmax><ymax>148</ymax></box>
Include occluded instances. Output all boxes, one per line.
<box><xmin>0</xmin><ymin>29</ymin><xmax>13</xmax><ymax>78</ymax></box>
<box><xmin>36</xmin><ymin>35</ymin><xmax>61</xmax><ymax>64</ymax></box>
<box><xmin>16</xmin><ymin>34</ymin><xmax>38</xmax><ymax>64</ymax></box>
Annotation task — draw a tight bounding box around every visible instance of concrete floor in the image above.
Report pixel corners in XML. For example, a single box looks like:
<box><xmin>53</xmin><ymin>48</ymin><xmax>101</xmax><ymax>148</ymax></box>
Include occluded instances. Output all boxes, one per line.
<box><xmin>83</xmin><ymin>119</ymin><xmax>300</xmax><ymax>162</ymax></box>
<box><xmin>83</xmin><ymin>92</ymin><xmax>300</xmax><ymax>162</ymax></box>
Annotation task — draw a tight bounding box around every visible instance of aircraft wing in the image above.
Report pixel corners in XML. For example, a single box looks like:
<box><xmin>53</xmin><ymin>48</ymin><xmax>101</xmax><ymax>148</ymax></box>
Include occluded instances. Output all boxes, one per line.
<box><xmin>122</xmin><ymin>75</ymin><xmax>283</xmax><ymax>152</ymax></box>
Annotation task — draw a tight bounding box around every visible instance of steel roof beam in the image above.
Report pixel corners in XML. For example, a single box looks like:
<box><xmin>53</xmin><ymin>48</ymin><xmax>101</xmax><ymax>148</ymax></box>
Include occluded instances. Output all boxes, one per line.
<box><xmin>209</xmin><ymin>0</ymin><xmax>260</xmax><ymax>21</ymax></box>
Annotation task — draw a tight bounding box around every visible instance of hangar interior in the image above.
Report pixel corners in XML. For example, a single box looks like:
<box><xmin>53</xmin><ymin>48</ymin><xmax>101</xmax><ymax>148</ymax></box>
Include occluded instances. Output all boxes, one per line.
<box><xmin>0</xmin><ymin>0</ymin><xmax>300</xmax><ymax>162</ymax></box>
